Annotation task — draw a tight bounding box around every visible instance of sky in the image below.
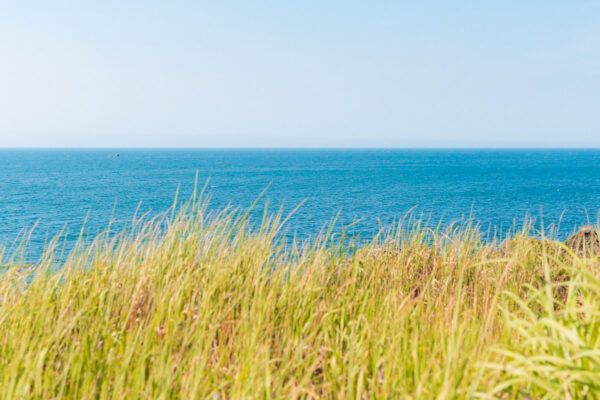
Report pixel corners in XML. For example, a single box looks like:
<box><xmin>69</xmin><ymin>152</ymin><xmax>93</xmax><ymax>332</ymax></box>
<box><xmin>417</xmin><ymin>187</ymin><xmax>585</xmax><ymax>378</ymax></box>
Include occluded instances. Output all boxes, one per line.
<box><xmin>1</xmin><ymin>1</ymin><xmax>599</xmax><ymax>148</ymax></box>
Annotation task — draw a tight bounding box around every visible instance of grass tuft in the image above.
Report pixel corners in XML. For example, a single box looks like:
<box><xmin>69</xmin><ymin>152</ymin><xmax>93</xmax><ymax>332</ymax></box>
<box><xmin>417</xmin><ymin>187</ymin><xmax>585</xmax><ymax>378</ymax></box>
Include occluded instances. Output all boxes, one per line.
<box><xmin>0</xmin><ymin>193</ymin><xmax>599</xmax><ymax>399</ymax></box>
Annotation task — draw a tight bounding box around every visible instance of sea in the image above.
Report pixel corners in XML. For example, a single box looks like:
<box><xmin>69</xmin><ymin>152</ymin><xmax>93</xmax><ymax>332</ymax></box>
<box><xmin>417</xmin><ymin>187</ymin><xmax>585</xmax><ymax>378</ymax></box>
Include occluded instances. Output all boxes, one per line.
<box><xmin>1</xmin><ymin>149</ymin><xmax>599</xmax><ymax>260</ymax></box>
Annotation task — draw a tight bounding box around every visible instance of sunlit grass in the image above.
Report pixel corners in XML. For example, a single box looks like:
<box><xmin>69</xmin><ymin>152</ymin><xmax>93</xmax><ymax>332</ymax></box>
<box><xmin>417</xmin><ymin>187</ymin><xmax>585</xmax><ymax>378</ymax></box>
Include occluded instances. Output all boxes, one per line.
<box><xmin>0</xmin><ymin>191</ymin><xmax>598</xmax><ymax>399</ymax></box>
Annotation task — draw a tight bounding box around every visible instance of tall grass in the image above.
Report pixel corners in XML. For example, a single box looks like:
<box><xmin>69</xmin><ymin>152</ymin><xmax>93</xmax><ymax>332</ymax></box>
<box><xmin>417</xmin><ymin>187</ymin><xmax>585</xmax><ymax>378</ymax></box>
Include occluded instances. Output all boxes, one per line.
<box><xmin>0</xmin><ymin>193</ymin><xmax>598</xmax><ymax>399</ymax></box>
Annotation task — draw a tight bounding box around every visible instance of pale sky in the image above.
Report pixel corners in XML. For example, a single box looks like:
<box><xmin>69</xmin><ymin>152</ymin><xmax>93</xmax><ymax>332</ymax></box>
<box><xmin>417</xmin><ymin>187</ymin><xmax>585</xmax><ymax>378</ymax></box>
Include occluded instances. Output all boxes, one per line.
<box><xmin>1</xmin><ymin>1</ymin><xmax>599</xmax><ymax>148</ymax></box>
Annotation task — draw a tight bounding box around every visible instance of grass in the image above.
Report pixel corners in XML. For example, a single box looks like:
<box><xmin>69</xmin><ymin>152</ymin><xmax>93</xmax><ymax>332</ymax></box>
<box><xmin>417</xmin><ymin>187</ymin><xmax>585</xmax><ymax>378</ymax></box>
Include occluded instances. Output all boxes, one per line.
<box><xmin>0</xmin><ymin>192</ymin><xmax>599</xmax><ymax>399</ymax></box>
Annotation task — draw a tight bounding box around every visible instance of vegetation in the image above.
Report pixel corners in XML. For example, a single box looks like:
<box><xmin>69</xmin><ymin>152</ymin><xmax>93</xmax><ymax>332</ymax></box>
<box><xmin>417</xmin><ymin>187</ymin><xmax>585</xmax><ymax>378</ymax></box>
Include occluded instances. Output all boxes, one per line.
<box><xmin>1</xmin><ymin>192</ymin><xmax>599</xmax><ymax>399</ymax></box>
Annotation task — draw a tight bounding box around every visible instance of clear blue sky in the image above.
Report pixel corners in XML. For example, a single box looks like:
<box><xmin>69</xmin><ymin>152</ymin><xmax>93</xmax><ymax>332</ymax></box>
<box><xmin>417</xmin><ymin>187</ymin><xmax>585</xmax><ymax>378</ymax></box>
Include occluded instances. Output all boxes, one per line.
<box><xmin>1</xmin><ymin>1</ymin><xmax>599</xmax><ymax>148</ymax></box>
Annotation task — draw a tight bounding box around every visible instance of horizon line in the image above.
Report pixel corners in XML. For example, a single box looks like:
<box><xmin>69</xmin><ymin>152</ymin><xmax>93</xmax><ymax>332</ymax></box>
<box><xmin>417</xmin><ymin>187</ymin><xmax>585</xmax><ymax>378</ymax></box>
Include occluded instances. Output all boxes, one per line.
<box><xmin>1</xmin><ymin>146</ymin><xmax>599</xmax><ymax>150</ymax></box>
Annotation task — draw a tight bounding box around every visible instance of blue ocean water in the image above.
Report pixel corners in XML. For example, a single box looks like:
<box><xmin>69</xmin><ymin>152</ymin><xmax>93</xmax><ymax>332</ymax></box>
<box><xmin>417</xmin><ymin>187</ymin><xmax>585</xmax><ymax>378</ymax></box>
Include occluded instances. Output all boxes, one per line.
<box><xmin>1</xmin><ymin>149</ymin><xmax>599</xmax><ymax>259</ymax></box>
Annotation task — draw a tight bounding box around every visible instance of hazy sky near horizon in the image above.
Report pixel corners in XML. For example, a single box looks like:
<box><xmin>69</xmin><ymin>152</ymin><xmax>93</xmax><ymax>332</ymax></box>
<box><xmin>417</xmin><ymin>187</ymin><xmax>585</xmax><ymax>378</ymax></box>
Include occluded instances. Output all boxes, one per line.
<box><xmin>1</xmin><ymin>1</ymin><xmax>599</xmax><ymax>148</ymax></box>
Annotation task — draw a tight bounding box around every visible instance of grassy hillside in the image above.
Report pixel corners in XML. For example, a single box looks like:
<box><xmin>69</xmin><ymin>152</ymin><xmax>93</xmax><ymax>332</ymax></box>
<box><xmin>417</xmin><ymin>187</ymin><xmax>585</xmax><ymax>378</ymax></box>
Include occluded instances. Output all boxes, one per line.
<box><xmin>1</xmin><ymin>195</ymin><xmax>599</xmax><ymax>399</ymax></box>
